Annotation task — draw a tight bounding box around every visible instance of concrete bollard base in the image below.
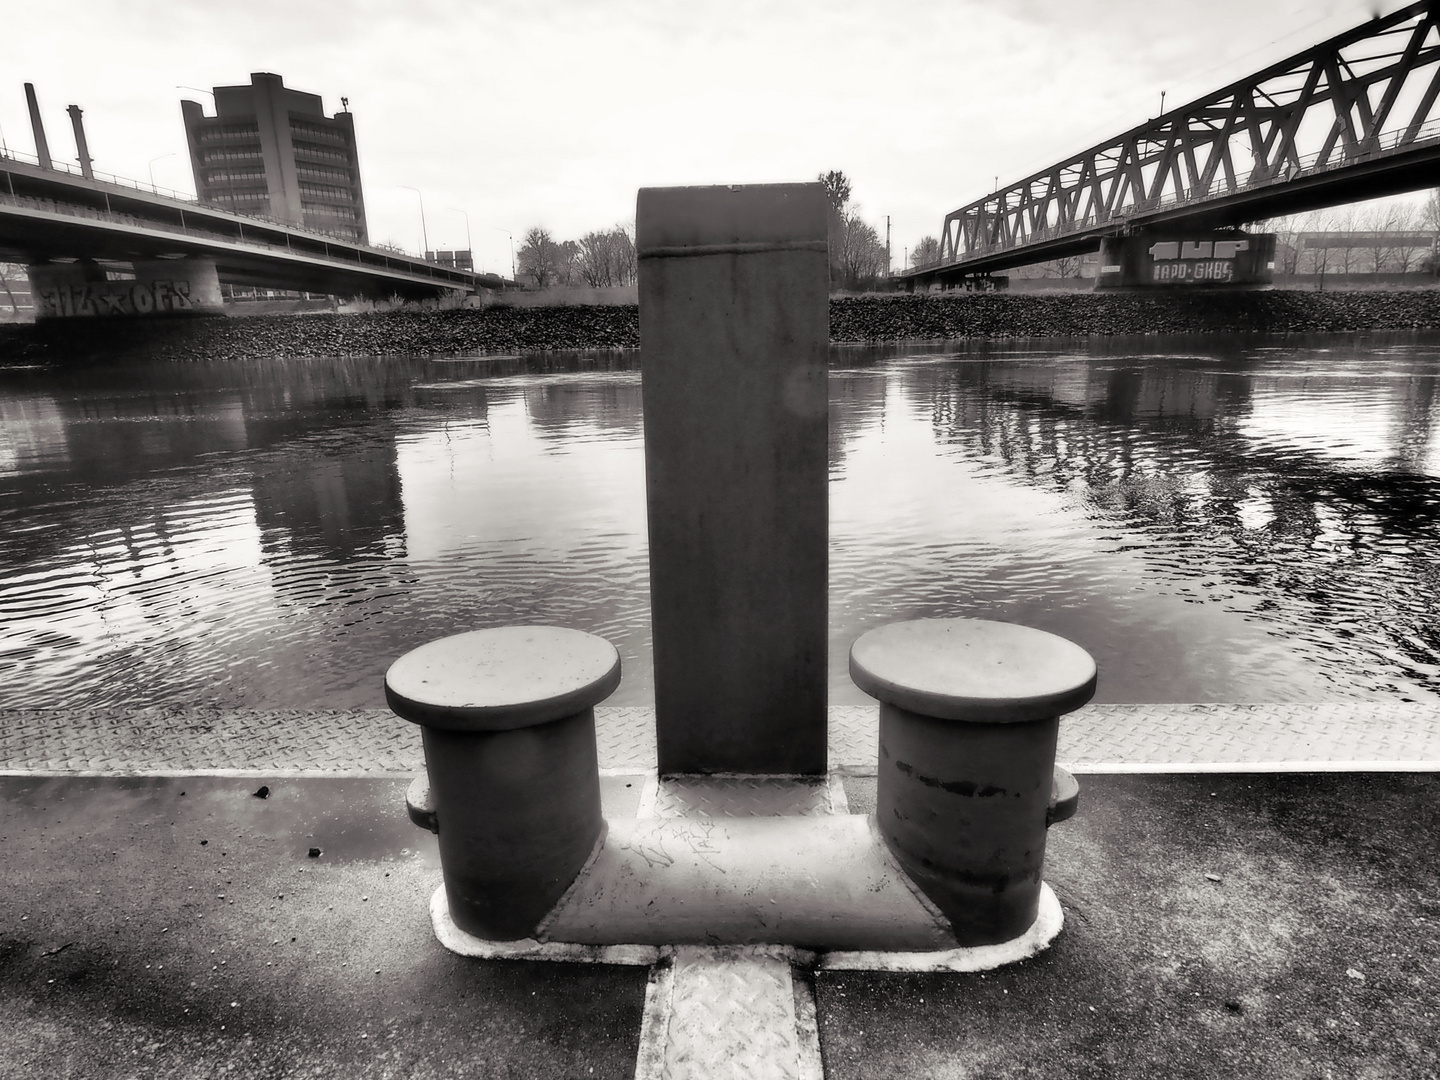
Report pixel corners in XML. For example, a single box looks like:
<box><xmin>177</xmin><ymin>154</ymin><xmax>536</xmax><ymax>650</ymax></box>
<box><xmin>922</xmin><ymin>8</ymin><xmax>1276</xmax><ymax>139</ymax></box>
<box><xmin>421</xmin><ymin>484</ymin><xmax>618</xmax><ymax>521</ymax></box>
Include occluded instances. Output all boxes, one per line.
<box><xmin>816</xmin><ymin>883</ymin><xmax>1064</xmax><ymax>972</ymax></box>
<box><xmin>427</xmin><ymin>880</ymin><xmax>1064</xmax><ymax>973</ymax></box>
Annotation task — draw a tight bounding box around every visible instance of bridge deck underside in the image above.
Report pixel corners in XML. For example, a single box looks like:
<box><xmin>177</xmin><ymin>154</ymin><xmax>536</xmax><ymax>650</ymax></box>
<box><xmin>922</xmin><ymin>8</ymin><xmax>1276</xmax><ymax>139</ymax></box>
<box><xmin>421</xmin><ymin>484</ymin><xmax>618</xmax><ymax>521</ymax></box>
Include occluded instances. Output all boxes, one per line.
<box><xmin>0</xmin><ymin>210</ymin><xmax>449</xmax><ymax>298</ymax></box>
<box><xmin>0</xmin><ymin>159</ymin><xmax>475</xmax><ymax>299</ymax></box>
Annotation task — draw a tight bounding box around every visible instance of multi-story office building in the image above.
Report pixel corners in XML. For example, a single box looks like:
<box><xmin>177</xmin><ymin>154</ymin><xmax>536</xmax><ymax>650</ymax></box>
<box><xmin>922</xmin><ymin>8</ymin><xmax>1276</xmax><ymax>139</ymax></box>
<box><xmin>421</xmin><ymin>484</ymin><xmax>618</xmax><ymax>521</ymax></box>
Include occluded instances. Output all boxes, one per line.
<box><xmin>181</xmin><ymin>73</ymin><xmax>368</xmax><ymax>243</ymax></box>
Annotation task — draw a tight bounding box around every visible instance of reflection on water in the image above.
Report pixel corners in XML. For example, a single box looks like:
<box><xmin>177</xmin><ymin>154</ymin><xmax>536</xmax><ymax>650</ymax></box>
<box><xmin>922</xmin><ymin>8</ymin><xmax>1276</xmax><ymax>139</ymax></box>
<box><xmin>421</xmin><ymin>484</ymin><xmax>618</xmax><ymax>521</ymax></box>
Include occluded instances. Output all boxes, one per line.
<box><xmin>1</xmin><ymin>335</ymin><xmax>1438</xmax><ymax>710</ymax></box>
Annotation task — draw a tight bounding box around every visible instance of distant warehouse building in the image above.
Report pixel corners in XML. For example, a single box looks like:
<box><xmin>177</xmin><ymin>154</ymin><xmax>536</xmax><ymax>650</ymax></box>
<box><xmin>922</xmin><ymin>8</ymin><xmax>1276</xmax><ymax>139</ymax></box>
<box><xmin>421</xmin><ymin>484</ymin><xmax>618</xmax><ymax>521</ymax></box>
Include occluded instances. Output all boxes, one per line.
<box><xmin>181</xmin><ymin>73</ymin><xmax>368</xmax><ymax>243</ymax></box>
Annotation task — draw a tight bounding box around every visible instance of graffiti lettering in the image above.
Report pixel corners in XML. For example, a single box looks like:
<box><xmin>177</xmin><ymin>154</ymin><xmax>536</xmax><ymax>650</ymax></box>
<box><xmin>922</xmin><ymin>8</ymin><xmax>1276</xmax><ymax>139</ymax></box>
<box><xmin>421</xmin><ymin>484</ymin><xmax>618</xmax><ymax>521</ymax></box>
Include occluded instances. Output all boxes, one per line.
<box><xmin>1151</xmin><ymin>261</ymin><xmax>1235</xmax><ymax>282</ymax></box>
<box><xmin>33</xmin><ymin>279</ymin><xmax>202</xmax><ymax>318</ymax></box>
<box><xmin>96</xmin><ymin>290</ymin><xmax>127</xmax><ymax>315</ymax></box>
<box><xmin>1150</xmin><ymin>240</ymin><xmax>1249</xmax><ymax>261</ymax></box>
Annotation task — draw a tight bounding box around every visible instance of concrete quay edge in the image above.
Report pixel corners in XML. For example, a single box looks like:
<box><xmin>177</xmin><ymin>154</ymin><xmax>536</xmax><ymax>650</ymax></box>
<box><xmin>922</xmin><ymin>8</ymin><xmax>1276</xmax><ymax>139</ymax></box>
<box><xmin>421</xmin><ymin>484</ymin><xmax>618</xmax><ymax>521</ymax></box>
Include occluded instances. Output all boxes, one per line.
<box><xmin>2</xmin><ymin>701</ymin><xmax>1439</xmax><ymax>777</ymax></box>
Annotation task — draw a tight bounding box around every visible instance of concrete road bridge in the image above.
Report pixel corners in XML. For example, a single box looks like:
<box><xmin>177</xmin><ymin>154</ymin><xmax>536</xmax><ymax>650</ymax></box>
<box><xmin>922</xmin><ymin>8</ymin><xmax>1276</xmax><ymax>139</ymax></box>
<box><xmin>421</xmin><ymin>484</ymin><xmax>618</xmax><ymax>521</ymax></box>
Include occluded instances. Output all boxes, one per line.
<box><xmin>0</xmin><ymin>151</ymin><xmax>500</xmax><ymax>313</ymax></box>
<box><xmin>905</xmin><ymin>0</ymin><xmax>1440</xmax><ymax>288</ymax></box>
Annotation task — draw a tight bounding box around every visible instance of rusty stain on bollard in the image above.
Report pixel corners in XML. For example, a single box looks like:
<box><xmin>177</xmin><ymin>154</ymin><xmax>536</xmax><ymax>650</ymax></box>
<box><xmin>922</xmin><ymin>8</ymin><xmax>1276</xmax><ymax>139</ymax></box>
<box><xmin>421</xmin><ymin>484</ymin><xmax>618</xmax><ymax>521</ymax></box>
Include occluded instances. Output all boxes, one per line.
<box><xmin>385</xmin><ymin>626</ymin><xmax>621</xmax><ymax>941</ymax></box>
<box><xmin>850</xmin><ymin>618</ymin><xmax>1096</xmax><ymax>947</ymax></box>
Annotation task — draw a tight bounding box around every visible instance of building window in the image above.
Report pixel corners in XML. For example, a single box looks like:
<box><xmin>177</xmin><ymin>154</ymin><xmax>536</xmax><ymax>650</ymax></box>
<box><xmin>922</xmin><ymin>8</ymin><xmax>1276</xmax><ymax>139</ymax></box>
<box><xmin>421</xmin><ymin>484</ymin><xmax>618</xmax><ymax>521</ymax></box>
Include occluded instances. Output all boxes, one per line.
<box><xmin>296</xmin><ymin>165</ymin><xmax>352</xmax><ymax>183</ymax></box>
<box><xmin>201</xmin><ymin>149</ymin><xmax>263</xmax><ymax>164</ymax></box>
<box><xmin>206</xmin><ymin>170</ymin><xmax>268</xmax><ymax>185</ymax></box>
<box><xmin>289</xmin><ymin>120</ymin><xmax>347</xmax><ymax>146</ymax></box>
<box><xmin>293</xmin><ymin>146</ymin><xmax>350</xmax><ymax>166</ymax></box>
<box><xmin>303</xmin><ymin>203</ymin><xmax>357</xmax><ymax>220</ymax></box>
<box><xmin>299</xmin><ymin>182</ymin><xmax>352</xmax><ymax>200</ymax></box>
<box><xmin>197</xmin><ymin>124</ymin><xmax>260</xmax><ymax>142</ymax></box>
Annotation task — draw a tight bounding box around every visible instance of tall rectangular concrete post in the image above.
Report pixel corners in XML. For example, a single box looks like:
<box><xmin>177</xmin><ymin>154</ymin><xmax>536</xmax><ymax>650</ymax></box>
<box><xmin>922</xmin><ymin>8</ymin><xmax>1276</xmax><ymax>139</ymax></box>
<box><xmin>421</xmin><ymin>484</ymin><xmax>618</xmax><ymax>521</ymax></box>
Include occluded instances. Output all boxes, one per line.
<box><xmin>637</xmin><ymin>184</ymin><xmax>830</xmax><ymax>775</ymax></box>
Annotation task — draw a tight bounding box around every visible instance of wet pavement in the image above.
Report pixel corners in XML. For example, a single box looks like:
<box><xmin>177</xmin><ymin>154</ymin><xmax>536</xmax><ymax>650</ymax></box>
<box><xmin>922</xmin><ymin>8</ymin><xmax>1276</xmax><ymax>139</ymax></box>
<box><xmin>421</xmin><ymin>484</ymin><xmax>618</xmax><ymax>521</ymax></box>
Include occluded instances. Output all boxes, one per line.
<box><xmin>2</xmin><ymin>710</ymin><xmax>1438</xmax><ymax>1078</ymax></box>
<box><xmin>825</xmin><ymin>772</ymin><xmax>1439</xmax><ymax>1080</ymax></box>
<box><xmin>0</xmin><ymin>775</ymin><xmax>647</xmax><ymax>1080</ymax></box>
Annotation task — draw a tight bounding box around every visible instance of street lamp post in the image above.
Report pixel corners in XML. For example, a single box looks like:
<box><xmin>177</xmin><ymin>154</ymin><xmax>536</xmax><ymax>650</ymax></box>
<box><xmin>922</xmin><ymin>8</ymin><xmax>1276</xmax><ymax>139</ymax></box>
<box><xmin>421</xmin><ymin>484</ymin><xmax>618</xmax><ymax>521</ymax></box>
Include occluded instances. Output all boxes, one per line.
<box><xmin>492</xmin><ymin>227</ymin><xmax>515</xmax><ymax>280</ymax></box>
<box><xmin>400</xmin><ymin>186</ymin><xmax>430</xmax><ymax>259</ymax></box>
<box><xmin>148</xmin><ymin>152</ymin><xmax>177</xmax><ymax>192</ymax></box>
<box><xmin>449</xmin><ymin>207</ymin><xmax>472</xmax><ymax>268</ymax></box>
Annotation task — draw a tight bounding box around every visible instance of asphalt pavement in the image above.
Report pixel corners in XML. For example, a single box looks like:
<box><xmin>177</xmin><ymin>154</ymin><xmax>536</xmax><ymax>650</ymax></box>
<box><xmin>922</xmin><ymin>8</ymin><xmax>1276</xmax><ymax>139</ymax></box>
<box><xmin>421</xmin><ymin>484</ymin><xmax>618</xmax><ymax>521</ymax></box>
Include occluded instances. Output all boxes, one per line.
<box><xmin>2</xmin><ymin>702</ymin><xmax>1440</xmax><ymax>1080</ymax></box>
<box><xmin>2</xmin><ymin>706</ymin><xmax>1437</xmax><ymax>1078</ymax></box>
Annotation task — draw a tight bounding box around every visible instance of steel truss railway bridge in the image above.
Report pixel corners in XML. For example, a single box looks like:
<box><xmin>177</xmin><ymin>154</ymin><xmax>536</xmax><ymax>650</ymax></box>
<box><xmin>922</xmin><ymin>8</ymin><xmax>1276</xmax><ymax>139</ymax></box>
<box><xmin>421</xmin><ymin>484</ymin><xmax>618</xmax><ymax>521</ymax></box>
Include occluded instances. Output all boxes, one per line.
<box><xmin>905</xmin><ymin>0</ymin><xmax>1440</xmax><ymax>288</ymax></box>
<box><xmin>0</xmin><ymin>152</ymin><xmax>499</xmax><ymax>310</ymax></box>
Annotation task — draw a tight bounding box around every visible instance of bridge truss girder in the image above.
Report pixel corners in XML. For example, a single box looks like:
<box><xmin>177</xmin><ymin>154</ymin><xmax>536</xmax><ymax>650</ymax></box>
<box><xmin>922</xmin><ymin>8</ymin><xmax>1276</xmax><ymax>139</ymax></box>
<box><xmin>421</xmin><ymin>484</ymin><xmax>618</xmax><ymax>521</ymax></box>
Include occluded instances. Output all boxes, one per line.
<box><xmin>933</xmin><ymin>0</ymin><xmax>1440</xmax><ymax>276</ymax></box>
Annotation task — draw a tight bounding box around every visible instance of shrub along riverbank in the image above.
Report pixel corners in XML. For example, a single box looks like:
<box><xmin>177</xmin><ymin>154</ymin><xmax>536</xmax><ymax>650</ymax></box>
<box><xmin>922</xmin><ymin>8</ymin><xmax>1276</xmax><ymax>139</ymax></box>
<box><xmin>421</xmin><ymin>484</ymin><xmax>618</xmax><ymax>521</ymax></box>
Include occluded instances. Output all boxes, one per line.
<box><xmin>3</xmin><ymin>288</ymin><xmax>1440</xmax><ymax>364</ymax></box>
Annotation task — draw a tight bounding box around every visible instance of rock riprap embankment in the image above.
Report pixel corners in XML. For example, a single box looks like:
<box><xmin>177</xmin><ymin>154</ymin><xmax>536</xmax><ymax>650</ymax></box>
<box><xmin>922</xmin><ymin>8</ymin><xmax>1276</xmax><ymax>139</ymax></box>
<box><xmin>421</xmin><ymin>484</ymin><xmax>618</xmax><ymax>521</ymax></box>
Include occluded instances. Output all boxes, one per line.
<box><xmin>828</xmin><ymin>289</ymin><xmax>1440</xmax><ymax>340</ymax></box>
<box><xmin>0</xmin><ymin>306</ymin><xmax>639</xmax><ymax>364</ymax></box>
<box><xmin>3</xmin><ymin>290</ymin><xmax>1440</xmax><ymax>363</ymax></box>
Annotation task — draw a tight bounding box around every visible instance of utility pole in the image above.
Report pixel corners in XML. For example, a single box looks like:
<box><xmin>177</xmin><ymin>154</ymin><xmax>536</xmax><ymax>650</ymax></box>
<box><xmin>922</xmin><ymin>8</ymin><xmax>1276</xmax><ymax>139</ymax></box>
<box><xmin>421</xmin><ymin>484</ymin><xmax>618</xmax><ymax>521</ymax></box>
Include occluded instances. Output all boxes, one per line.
<box><xmin>886</xmin><ymin>215</ymin><xmax>891</xmax><ymax>278</ymax></box>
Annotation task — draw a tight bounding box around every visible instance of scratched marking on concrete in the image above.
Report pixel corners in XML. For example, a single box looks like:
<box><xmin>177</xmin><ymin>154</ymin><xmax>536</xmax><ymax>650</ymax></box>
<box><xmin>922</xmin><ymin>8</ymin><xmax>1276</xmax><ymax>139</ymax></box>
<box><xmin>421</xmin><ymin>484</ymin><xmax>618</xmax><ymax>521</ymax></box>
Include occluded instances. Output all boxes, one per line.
<box><xmin>634</xmin><ymin>776</ymin><xmax>829</xmax><ymax>1080</ymax></box>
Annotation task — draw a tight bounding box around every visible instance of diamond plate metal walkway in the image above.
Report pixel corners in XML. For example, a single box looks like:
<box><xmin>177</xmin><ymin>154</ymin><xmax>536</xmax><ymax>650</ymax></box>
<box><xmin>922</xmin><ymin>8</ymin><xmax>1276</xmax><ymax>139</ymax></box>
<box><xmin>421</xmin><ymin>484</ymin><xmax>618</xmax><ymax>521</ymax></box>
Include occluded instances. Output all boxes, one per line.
<box><xmin>3</xmin><ymin>702</ymin><xmax>1438</xmax><ymax>776</ymax></box>
<box><xmin>631</xmin><ymin>776</ymin><xmax>833</xmax><ymax>1080</ymax></box>
<box><xmin>636</xmin><ymin>946</ymin><xmax>823</xmax><ymax>1080</ymax></box>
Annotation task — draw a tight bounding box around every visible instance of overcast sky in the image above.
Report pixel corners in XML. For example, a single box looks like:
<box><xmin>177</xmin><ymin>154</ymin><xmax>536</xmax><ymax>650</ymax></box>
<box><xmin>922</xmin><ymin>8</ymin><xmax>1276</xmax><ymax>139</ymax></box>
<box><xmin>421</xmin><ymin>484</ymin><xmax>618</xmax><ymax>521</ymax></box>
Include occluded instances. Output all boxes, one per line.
<box><xmin>0</xmin><ymin>0</ymin><xmax>1399</xmax><ymax>275</ymax></box>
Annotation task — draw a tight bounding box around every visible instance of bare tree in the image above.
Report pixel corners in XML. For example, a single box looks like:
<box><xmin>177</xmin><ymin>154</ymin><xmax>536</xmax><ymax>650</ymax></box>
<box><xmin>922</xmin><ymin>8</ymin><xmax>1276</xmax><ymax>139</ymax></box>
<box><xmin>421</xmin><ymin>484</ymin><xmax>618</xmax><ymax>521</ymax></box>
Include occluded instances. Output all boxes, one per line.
<box><xmin>838</xmin><ymin>208</ymin><xmax>887</xmax><ymax>288</ymax></box>
<box><xmin>1304</xmin><ymin>208</ymin><xmax>1338</xmax><ymax>284</ymax></box>
<box><xmin>1259</xmin><ymin>213</ymin><xmax>1304</xmax><ymax>274</ymax></box>
<box><xmin>578</xmin><ymin>231</ymin><xmax>614</xmax><ymax>287</ymax></box>
<box><xmin>1359</xmin><ymin>205</ymin><xmax>1392</xmax><ymax>274</ymax></box>
<box><xmin>576</xmin><ymin>226</ymin><xmax>637</xmax><ymax>287</ymax></box>
<box><xmin>1386</xmin><ymin>203</ymin><xmax>1426</xmax><ymax>271</ymax></box>
<box><xmin>910</xmin><ymin>236</ymin><xmax>941</xmax><ymax>270</ymax></box>
<box><xmin>555</xmin><ymin>240</ymin><xmax>582</xmax><ymax>286</ymax></box>
<box><xmin>1424</xmin><ymin>189</ymin><xmax>1440</xmax><ymax>235</ymax></box>
<box><xmin>0</xmin><ymin>262</ymin><xmax>25</xmax><ymax>316</ymax></box>
<box><xmin>517</xmin><ymin>227</ymin><xmax>559</xmax><ymax>288</ymax></box>
<box><xmin>1043</xmin><ymin>254</ymin><xmax>1085</xmax><ymax>279</ymax></box>
<box><xmin>1333</xmin><ymin>206</ymin><xmax>1361</xmax><ymax>276</ymax></box>
<box><xmin>1420</xmin><ymin>190</ymin><xmax>1440</xmax><ymax>276</ymax></box>
<box><xmin>819</xmin><ymin>171</ymin><xmax>852</xmax><ymax>286</ymax></box>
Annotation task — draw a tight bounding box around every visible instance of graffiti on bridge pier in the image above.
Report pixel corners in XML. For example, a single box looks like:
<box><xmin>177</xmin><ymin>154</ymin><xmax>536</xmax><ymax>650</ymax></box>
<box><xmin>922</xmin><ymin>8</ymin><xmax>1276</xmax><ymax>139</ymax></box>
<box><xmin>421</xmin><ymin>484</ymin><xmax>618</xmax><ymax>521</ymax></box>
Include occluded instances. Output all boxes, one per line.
<box><xmin>36</xmin><ymin>279</ymin><xmax>199</xmax><ymax>319</ymax></box>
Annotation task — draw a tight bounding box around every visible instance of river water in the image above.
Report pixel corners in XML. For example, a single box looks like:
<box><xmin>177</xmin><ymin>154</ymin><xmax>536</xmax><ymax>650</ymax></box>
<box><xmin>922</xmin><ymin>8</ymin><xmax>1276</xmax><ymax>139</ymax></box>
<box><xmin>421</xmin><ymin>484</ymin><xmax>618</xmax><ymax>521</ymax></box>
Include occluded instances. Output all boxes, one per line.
<box><xmin>1</xmin><ymin>333</ymin><xmax>1438</xmax><ymax>711</ymax></box>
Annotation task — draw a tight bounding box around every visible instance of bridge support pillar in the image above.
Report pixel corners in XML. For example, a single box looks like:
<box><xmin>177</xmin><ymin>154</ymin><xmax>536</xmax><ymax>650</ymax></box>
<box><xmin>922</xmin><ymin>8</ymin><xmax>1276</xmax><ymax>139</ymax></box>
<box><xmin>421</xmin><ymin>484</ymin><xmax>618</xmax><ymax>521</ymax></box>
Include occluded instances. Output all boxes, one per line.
<box><xmin>29</xmin><ymin>257</ymin><xmax>224</xmax><ymax>319</ymax></box>
<box><xmin>1094</xmin><ymin>231</ymin><xmax>1276</xmax><ymax>289</ymax></box>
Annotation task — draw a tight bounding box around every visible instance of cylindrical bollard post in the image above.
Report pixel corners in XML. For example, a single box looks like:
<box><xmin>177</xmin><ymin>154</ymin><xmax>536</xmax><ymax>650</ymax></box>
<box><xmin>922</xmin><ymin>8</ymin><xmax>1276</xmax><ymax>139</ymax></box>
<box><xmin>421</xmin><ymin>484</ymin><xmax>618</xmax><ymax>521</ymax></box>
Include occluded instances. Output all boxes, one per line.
<box><xmin>849</xmin><ymin>618</ymin><xmax>1096</xmax><ymax>947</ymax></box>
<box><xmin>385</xmin><ymin>626</ymin><xmax>621</xmax><ymax>941</ymax></box>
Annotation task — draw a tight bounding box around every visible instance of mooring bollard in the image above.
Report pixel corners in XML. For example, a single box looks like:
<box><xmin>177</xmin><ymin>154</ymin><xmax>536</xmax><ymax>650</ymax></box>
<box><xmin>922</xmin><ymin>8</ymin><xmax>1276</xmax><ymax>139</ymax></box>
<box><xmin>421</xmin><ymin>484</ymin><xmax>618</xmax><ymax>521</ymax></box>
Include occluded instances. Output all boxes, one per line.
<box><xmin>385</xmin><ymin>626</ymin><xmax>621</xmax><ymax>941</ymax></box>
<box><xmin>849</xmin><ymin>618</ymin><xmax>1095</xmax><ymax>947</ymax></box>
<box><xmin>637</xmin><ymin>183</ymin><xmax>830</xmax><ymax>775</ymax></box>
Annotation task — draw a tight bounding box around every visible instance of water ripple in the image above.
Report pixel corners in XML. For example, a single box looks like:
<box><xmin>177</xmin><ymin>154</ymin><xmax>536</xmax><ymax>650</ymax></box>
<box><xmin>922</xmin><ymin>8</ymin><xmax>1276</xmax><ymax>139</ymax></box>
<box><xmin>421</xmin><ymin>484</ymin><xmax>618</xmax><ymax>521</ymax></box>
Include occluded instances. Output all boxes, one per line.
<box><xmin>3</xmin><ymin>339</ymin><xmax>1440</xmax><ymax>710</ymax></box>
